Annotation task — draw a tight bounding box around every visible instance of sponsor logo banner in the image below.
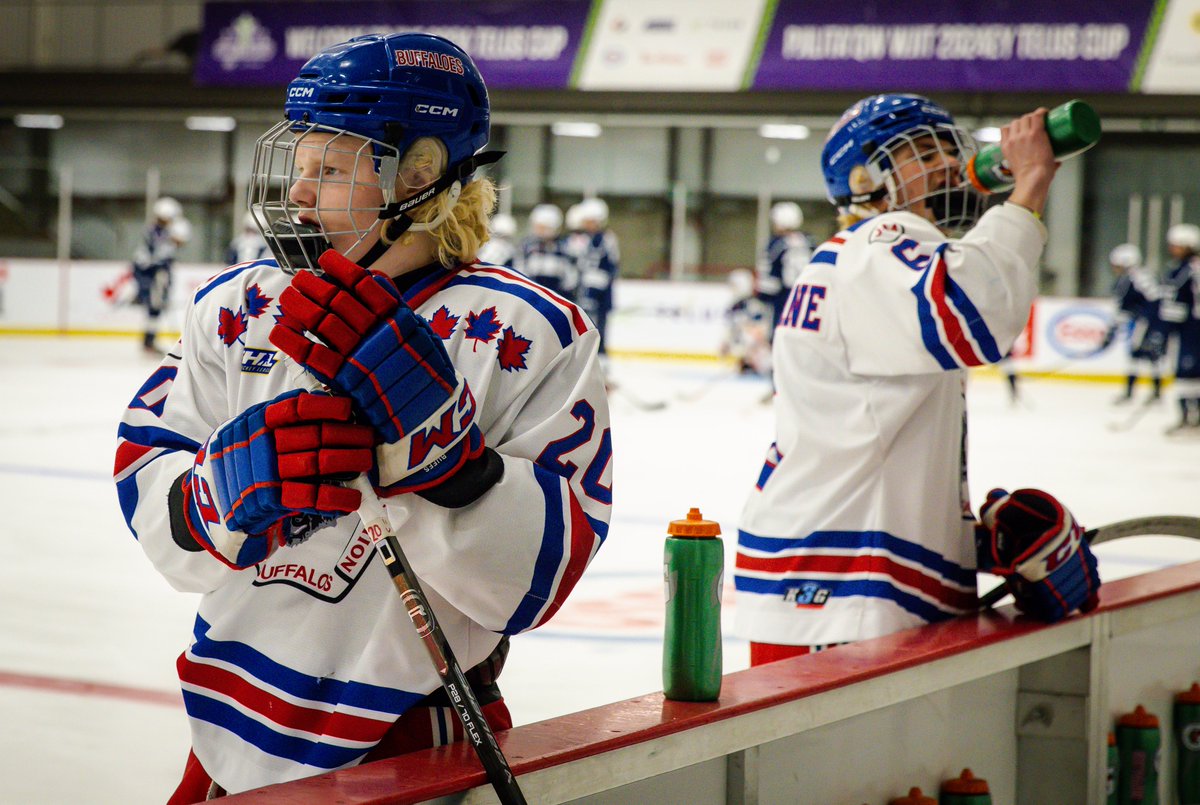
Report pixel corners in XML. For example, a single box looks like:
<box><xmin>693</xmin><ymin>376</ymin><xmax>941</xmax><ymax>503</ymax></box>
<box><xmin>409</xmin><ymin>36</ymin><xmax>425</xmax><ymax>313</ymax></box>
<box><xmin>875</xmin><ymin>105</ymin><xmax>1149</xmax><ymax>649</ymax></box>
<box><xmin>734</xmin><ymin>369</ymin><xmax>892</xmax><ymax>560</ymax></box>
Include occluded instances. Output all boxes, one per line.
<box><xmin>754</xmin><ymin>0</ymin><xmax>1154</xmax><ymax>92</ymax></box>
<box><xmin>195</xmin><ymin>0</ymin><xmax>588</xmax><ymax>88</ymax></box>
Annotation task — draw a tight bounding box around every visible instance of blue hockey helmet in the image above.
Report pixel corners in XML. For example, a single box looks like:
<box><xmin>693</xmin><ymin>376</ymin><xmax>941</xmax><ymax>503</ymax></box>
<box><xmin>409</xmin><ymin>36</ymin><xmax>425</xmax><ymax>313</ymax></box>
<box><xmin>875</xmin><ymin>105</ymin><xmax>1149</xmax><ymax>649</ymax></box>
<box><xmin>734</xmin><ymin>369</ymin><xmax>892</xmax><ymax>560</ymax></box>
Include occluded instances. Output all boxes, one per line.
<box><xmin>821</xmin><ymin>94</ymin><xmax>983</xmax><ymax>232</ymax></box>
<box><xmin>249</xmin><ymin>32</ymin><xmax>504</xmax><ymax>272</ymax></box>
<box><xmin>284</xmin><ymin>32</ymin><xmax>490</xmax><ymax>171</ymax></box>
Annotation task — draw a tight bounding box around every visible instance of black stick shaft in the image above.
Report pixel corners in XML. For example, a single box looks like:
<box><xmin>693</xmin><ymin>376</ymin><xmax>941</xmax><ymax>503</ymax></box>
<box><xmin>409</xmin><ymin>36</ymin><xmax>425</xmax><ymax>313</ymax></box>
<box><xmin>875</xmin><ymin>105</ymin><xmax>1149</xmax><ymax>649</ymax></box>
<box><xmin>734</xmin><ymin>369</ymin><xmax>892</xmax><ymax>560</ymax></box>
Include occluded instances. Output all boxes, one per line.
<box><xmin>356</xmin><ymin>481</ymin><xmax>527</xmax><ymax>805</ymax></box>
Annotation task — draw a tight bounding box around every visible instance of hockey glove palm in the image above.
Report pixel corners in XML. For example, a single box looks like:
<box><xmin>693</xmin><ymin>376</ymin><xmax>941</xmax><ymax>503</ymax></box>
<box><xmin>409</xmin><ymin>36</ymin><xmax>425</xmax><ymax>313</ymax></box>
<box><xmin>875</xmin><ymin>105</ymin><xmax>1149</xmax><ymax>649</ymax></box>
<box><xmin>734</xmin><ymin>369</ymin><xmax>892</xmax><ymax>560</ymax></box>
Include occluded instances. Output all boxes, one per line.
<box><xmin>977</xmin><ymin>488</ymin><xmax>1101</xmax><ymax>622</ymax></box>
<box><xmin>179</xmin><ymin>389</ymin><xmax>374</xmax><ymax>569</ymax></box>
<box><xmin>270</xmin><ymin>250</ymin><xmax>488</xmax><ymax>498</ymax></box>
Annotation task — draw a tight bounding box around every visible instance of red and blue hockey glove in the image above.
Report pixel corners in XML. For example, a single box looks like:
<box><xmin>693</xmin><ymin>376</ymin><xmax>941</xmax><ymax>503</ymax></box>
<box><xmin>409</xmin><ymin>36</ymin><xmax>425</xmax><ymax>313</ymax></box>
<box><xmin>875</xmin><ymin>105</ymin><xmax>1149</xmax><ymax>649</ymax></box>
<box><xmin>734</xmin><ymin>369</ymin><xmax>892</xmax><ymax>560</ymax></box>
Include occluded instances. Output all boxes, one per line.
<box><xmin>176</xmin><ymin>389</ymin><xmax>374</xmax><ymax>569</ymax></box>
<box><xmin>270</xmin><ymin>250</ymin><xmax>497</xmax><ymax>503</ymax></box>
<box><xmin>976</xmin><ymin>488</ymin><xmax>1101</xmax><ymax>622</ymax></box>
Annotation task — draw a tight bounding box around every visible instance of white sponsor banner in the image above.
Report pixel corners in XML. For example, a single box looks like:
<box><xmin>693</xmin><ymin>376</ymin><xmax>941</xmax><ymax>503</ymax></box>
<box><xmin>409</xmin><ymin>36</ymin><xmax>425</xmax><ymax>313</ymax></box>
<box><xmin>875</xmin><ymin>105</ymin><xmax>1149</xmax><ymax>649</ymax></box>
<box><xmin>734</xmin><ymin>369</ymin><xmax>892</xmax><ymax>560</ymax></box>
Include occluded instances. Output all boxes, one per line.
<box><xmin>576</xmin><ymin>0</ymin><xmax>766</xmax><ymax>90</ymax></box>
<box><xmin>608</xmin><ymin>278</ymin><xmax>734</xmax><ymax>356</ymax></box>
<box><xmin>1139</xmin><ymin>0</ymin><xmax>1200</xmax><ymax>93</ymax></box>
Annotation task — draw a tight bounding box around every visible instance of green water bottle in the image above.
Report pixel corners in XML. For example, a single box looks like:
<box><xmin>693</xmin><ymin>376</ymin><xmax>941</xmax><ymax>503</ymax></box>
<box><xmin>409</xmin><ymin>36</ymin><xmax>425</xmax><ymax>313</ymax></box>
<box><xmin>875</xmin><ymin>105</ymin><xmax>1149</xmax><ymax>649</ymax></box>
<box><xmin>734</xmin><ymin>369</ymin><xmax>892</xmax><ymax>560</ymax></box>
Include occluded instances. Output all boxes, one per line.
<box><xmin>939</xmin><ymin>769</ymin><xmax>992</xmax><ymax>805</ymax></box>
<box><xmin>1175</xmin><ymin>684</ymin><xmax>1200</xmax><ymax>804</ymax></box>
<box><xmin>1118</xmin><ymin>705</ymin><xmax>1161</xmax><ymax>804</ymax></box>
<box><xmin>965</xmin><ymin>99</ymin><xmax>1102</xmax><ymax>194</ymax></box>
<box><xmin>663</xmin><ymin>508</ymin><xmax>723</xmax><ymax>702</ymax></box>
<box><xmin>1108</xmin><ymin>731</ymin><xmax>1120</xmax><ymax>805</ymax></box>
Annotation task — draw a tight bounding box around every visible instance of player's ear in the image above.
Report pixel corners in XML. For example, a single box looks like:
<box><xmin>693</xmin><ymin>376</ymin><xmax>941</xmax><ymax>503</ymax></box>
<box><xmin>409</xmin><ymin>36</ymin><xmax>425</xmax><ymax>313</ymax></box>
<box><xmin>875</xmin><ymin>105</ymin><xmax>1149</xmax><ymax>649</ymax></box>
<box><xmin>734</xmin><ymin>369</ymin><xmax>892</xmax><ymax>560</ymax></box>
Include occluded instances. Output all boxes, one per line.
<box><xmin>397</xmin><ymin>137</ymin><xmax>449</xmax><ymax>193</ymax></box>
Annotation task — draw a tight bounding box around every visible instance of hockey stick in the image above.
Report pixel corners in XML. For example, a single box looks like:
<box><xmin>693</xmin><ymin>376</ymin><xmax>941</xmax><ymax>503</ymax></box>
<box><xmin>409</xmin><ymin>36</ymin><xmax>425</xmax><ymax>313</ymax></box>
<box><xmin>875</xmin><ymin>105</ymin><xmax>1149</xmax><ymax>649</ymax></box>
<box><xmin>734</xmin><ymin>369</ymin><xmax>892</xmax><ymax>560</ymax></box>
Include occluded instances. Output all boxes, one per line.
<box><xmin>978</xmin><ymin>515</ymin><xmax>1200</xmax><ymax>610</ymax></box>
<box><xmin>606</xmin><ymin>380</ymin><xmax>669</xmax><ymax>412</ymax></box>
<box><xmin>289</xmin><ymin>366</ymin><xmax>527</xmax><ymax>804</ymax></box>
<box><xmin>349</xmin><ymin>477</ymin><xmax>527</xmax><ymax>805</ymax></box>
<box><xmin>1106</xmin><ymin>397</ymin><xmax>1159</xmax><ymax>433</ymax></box>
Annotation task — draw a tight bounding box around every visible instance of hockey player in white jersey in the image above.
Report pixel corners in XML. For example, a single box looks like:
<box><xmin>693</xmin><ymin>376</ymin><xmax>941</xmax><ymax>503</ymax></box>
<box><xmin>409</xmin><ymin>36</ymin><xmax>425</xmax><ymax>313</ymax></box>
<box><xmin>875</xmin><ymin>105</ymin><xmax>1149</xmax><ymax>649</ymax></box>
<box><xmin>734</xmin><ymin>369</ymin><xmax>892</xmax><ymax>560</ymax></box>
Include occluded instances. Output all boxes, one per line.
<box><xmin>734</xmin><ymin>95</ymin><xmax>1100</xmax><ymax>667</ymax></box>
<box><xmin>132</xmin><ymin>196</ymin><xmax>189</xmax><ymax>354</ymax></box>
<box><xmin>115</xmin><ymin>33</ymin><xmax>611</xmax><ymax>799</ymax></box>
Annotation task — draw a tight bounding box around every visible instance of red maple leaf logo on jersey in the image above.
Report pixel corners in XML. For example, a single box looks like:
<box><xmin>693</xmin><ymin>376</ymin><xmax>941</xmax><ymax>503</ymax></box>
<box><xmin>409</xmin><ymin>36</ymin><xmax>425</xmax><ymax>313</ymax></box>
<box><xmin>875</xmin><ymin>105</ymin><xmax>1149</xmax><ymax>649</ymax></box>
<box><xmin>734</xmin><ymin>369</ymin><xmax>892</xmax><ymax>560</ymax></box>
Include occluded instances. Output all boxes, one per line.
<box><xmin>245</xmin><ymin>284</ymin><xmax>273</xmax><ymax>318</ymax></box>
<box><xmin>427</xmin><ymin>305</ymin><xmax>460</xmax><ymax>340</ymax></box>
<box><xmin>496</xmin><ymin>326</ymin><xmax>532</xmax><ymax>372</ymax></box>
<box><xmin>218</xmin><ymin>306</ymin><xmax>248</xmax><ymax>346</ymax></box>
<box><xmin>464</xmin><ymin>307</ymin><xmax>502</xmax><ymax>351</ymax></box>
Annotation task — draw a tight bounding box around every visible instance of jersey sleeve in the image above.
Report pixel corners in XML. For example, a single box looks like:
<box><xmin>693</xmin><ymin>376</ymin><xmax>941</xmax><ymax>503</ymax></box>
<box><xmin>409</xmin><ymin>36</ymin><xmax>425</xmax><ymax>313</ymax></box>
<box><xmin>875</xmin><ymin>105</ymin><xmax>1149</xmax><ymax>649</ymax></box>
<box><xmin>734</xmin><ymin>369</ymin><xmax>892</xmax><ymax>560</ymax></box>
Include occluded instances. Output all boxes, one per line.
<box><xmin>114</xmin><ymin>294</ymin><xmax>237</xmax><ymax>594</ymax></box>
<box><xmin>835</xmin><ymin>204</ymin><xmax>1044</xmax><ymax>376</ymax></box>
<box><xmin>394</xmin><ymin>329</ymin><xmax>611</xmax><ymax>636</ymax></box>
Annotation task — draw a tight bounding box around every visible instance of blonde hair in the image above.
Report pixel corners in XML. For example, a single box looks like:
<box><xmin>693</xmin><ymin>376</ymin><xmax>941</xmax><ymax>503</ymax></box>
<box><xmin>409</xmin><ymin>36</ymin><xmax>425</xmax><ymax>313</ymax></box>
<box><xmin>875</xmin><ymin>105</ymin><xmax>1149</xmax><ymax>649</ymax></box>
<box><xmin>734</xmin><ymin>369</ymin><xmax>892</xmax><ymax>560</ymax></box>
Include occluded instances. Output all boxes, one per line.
<box><xmin>391</xmin><ymin>136</ymin><xmax>496</xmax><ymax>267</ymax></box>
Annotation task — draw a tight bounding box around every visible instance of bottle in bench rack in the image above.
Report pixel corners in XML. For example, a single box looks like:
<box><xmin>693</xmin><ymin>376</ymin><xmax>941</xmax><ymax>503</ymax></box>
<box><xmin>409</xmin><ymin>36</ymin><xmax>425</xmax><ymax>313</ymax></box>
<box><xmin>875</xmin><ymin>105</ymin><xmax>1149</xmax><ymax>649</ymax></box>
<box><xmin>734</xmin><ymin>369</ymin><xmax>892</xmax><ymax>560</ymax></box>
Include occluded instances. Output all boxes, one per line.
<box><xmin>939</xmin><ymin>769</ymin><xmax>992</xmax><ymax>805</ymax></box>
<box><xmin>1117</xmin><ymin>705</ymin><xmax>1161</xmax><ymax>805</ymax></box>
<box><xmin>1174</xmin><ymin>684</ymin><xmax>1200</xmax><ymax>804</ymax></box>
<box><xmin>662</xmin><ymin>508</ymin><xmax>723</xmax><ymax>702</ymax></box>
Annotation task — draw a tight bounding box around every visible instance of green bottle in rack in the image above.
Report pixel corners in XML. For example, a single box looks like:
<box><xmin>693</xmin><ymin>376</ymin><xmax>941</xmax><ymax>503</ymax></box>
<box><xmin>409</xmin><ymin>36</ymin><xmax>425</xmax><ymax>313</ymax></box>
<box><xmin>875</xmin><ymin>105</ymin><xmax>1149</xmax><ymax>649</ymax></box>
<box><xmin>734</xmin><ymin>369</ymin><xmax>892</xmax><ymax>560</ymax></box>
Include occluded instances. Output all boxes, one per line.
<box><xmin>1118</xmin><ymin>705</ymin><xmax>1161</xmax><ymax>805</ymax></box>
<box><xmin>1175</xmin><ymin>684</ymin><xmax>1200</xmax><ymax>805</ymax></box>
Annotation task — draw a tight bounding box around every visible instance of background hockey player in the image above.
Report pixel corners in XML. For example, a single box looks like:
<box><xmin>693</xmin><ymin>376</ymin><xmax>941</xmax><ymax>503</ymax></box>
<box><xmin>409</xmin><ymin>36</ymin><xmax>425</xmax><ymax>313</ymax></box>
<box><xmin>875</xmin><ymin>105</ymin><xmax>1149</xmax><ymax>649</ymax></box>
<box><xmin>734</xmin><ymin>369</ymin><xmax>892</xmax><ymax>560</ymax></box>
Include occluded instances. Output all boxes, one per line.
<box><xmin>733</xmin><ymin>95</ymin><xmax>1100</xmax><ymax>667</ymax></box>
<box><xmin>514</xmin><ymin>203</ymin><xmax>576</xmax><ymax>297</ymax></box>
<box><xmin>1103</xmin><ymin>243</ymin><xmax>1166</xmax><ymax>404</ymax></box>
<box><xmin>575</xmin><ymin>197</ymin><xmax>620</xmax><ymax>359</ymax></box>
<box><xmin>1161</xmin><ymin>223</ymin><xmax>1200</xmax><ymax>433</ymax></box>
<box><xmin>114</xmin><ymin>32</ymin><xmax>611</xmax><ymax>800</ymax></box>
<box><xmin>476</xmin><ymin>211</ymin><xmax>516</xmax><ymax>268</ymax></box>
<box><xmin>132</xmin><ymin>196</ymin><xmax>190</xmax><ymax>354</ymax></box>
<box><xmin>755</xmin><ymin>201</ymin><xmax>812</xmax><ymax>333</ymax></box>
<box><xmin>224</xmin><ymin>210</ymin><xmax>271</xmax><ymax>266</ymax></box>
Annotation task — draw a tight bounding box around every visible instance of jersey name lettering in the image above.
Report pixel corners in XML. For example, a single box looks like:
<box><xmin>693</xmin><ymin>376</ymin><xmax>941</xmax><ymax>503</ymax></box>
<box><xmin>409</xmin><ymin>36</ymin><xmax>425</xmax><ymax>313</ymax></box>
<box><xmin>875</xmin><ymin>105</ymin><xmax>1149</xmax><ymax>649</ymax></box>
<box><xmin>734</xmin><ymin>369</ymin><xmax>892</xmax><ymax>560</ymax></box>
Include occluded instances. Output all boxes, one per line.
<box><xmin>780</xmin><ymin>283</ymin><xmax>827</xmax><ymax>331</ymax></box>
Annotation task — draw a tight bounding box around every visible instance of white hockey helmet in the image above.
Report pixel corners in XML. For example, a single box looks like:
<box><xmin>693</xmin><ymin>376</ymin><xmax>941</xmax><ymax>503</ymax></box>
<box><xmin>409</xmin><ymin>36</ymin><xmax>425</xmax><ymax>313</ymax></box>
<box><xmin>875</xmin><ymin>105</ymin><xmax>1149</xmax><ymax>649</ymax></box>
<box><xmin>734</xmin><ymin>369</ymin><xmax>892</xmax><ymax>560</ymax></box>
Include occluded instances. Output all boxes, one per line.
<box><xmin>565</xmin><ymin>203</ymin><xmax>585</xmax><ymax>232</ymax></box>
<box><xmin>153</xmin><ymin>196</ymin><xmax>182</xmax><ymax>221</ymax></box>
<box><xmin>578</xmin><ymin>197</ymin><xmax>608</xmax><ymax>225</ymax></box>
<box><xmin>728</xmin><ymin>267</ymin><xmax>754</xmax><ymax>299</ymax></box>
<box><xmin>168</xmin><ymin>217</ymin><xmax>192</xmax><ymax>245</ymax></box>
<box><xmin>1167</xmin><ymin>223</ymin><xmax>1200</xmax><ymax>251</ymax></box>
<box><xmin>489</xmin><ymin>212</ymin><xmax>517</xmax><ymax>238</ymax></box>
<box><xmin>770</xmin><ymin>201</ymin><xmax>803</xmax><ymax>231</ymax></box>
<box><xmin>1108</xmin><ymin>243</ymin><xmax>1142</xmax><ymax>268</ymax></box>
<box><xmin>530</xmin><ymin>203</ymin><xmax>563</xmax><ymax>234</ymax></box>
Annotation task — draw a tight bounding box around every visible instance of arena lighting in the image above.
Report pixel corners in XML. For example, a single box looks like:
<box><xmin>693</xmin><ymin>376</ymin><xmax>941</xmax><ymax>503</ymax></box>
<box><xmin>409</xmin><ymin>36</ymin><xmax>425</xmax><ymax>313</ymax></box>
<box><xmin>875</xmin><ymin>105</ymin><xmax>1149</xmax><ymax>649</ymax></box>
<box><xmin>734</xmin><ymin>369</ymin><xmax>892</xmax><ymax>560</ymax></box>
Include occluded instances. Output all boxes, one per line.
<box><xmin>14</xmin><ymin>114</ymin><xmax>64</xmax><ymax>129</ymax></box>
<box><xmin>973</xmin><ymin>126</ymin><xmax>1002</xmax><ymax>143</ymax></box>
<box><xmin>186</xmin><ymin>115</ymin><xmax>237</xmax><ymax>132</ymax></box>
<box><xmin>551</xmin><ymin>121</ymin><xmax>602</xmax><ymax>138</ymax></box>
<box><xmin>759</xmin><ymin>123</ymin><xmax>810</xmax><ymax>140</ymax></box>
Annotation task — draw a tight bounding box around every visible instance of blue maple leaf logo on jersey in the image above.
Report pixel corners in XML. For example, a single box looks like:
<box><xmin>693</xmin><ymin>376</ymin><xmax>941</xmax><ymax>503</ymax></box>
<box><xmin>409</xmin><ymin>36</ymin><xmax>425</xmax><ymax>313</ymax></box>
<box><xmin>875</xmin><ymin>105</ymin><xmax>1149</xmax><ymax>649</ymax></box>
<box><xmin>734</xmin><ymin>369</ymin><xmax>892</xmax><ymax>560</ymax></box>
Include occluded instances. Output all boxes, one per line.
<box><xmin>496</xmin><ymin>326</ymin><xmax>532</xmax><ymax>372</ymax></box>
<box><xmin>245</xmin><ymin>284</ymin><xmax>273</xmax><ymax>318</ymax></box>
<box><xmin>464</xmin><ymin>306</ymin><xmax>502</xmax><ymax>351</ymax></box>
<box><xmin>218</xmin><ymin>306</ymin><xmax>248</xmax><ymax>346</ymax></box>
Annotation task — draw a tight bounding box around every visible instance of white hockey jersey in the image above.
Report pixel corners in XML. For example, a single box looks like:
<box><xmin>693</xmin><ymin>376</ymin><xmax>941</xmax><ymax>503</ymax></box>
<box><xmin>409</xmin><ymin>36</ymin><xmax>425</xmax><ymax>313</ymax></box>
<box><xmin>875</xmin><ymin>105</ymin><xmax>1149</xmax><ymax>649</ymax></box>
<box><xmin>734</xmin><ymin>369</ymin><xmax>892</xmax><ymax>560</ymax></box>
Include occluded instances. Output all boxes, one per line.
<box><xmin>114</xmin><ymin>258</ymin><xmax>612</xmax><ymax>792</ymax></box>
<box><xmin>734</xmin><ymin>204</ymin><xmax>1044</xmax><ymax>646</ymax></box>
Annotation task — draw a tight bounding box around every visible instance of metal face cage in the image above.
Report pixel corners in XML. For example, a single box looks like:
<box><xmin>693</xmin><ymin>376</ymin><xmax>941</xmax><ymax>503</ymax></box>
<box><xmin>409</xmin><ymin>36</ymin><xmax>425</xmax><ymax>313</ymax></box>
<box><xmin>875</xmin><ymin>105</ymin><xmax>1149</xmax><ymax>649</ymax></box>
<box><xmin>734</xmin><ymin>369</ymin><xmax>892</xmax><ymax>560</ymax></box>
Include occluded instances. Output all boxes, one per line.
<box><xmin>248</xmin><ymin>120</ymin><xmax>400</xmax><ymax>273</ymax></box>
<box><xmin>874</xmin><ymin>123</ymin><xmax>987</xmax><ymax>235</ymax></box>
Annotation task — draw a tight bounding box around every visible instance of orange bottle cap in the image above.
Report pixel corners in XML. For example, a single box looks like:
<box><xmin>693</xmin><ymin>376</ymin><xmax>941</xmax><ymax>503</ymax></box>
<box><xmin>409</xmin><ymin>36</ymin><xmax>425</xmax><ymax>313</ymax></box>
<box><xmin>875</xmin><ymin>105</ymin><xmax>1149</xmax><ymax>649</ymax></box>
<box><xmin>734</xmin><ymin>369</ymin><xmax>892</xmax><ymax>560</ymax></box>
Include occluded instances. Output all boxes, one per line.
<box><xmin>1177</xmin><ymin>683</ymin><xmax>1200</xmax><ymax>704</ymax></box>
<box><xmin>1118</xmin><ymin>705</ymin><xmax>1160</xmax><ymax>729</ymax></box>
<box><xmin>889</xmin><ymin>787</ymin><xmax>936</xmax><ymax>805</ymax></box>
<box><xmin>1108</xmin><ymin>731</ymin><xmax>1116</xmax><ymax>746</ymax></box>
<box><xmin>667</xmin><ymin>508</ymin><xmax>721</xmax><ymax>538</ymax></box>
<box><xmin>940</xmin><ymin>769</ymin><xmax>990</xmax><ymax>795</ymax></box>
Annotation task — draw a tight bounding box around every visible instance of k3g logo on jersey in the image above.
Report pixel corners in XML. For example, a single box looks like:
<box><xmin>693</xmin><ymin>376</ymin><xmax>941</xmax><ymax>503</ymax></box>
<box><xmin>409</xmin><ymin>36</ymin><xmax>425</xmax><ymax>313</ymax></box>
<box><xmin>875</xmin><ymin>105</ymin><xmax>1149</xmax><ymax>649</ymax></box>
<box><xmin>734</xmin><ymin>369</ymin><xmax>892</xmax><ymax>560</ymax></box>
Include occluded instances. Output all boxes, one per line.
<box><xmin>784</xmin><ymin>581</ymin><xmax>831</xmax><ymax>608</ymax></box>
<box><xmin>241</xmin><ymin>347</ymin><xmax>278</xmax><ymax>375</ymax></box>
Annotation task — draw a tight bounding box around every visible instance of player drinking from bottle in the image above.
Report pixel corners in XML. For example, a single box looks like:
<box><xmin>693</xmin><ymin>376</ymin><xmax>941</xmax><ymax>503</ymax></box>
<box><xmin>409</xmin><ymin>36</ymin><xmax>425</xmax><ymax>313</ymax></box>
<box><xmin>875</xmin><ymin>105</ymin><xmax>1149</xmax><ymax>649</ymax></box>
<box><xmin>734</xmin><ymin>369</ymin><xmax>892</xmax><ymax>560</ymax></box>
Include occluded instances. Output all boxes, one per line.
<box><xmin>734</xmin><ymin>95</ymin><xmax>1101</xmax><ymax>666</ymax></box>
<box><xmin>115</xmin><ymin>32</ymin><xmax>611</xmax><ymax>799</ymax></box>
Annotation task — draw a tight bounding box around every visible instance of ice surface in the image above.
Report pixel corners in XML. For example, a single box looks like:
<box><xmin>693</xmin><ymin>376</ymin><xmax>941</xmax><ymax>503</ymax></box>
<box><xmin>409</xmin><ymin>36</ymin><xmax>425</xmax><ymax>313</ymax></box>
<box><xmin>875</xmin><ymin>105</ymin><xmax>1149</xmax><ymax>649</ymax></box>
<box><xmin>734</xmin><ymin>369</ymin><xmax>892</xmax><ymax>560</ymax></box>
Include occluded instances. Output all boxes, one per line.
<box><xmin>2</xmin><ymin>336</ymin><xmax>1197</xmax><ymax>802</ymax></box>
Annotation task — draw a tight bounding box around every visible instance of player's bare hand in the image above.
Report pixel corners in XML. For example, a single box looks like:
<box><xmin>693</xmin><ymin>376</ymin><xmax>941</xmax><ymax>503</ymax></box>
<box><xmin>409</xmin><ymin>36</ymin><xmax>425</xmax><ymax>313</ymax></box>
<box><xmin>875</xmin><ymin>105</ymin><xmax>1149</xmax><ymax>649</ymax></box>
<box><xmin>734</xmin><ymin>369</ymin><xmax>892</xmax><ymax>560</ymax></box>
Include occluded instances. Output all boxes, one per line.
<box><xmin>1003</xmin><ymin>108</ymin><xmax>1058</xmax><ymax>216</ymax></box>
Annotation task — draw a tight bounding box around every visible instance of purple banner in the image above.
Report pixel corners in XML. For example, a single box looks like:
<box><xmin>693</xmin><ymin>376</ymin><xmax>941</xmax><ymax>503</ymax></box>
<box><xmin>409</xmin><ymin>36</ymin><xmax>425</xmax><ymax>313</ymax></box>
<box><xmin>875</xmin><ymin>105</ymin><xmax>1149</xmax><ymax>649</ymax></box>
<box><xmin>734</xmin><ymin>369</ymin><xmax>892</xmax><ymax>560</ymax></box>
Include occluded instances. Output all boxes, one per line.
<box><xmin>195</xmin><ymin>0</ymin><xmax>592</xmax><ymax>88</ymax></box>
<box><xmin>753</xmin><ymin>0</ymin><xmax>1155</xmax><ymax>92</ymax></box>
